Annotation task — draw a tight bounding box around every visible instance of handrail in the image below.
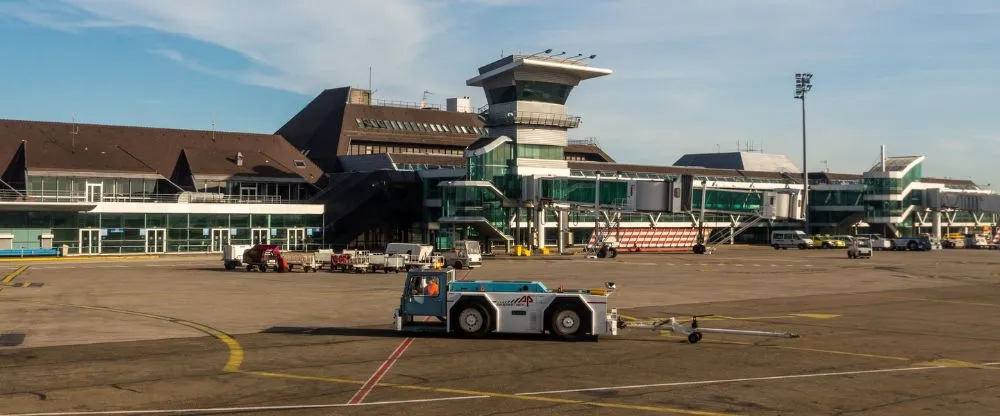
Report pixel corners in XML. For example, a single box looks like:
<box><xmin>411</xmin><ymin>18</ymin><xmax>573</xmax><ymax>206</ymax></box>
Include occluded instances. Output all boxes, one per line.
<box><xmin>480</xmin><ymin>109</ymin><xmax>582</xmax><ymax>128</ymax></box>
<box><xmin>0</xmin><ymin>190</ymin><xmax>305</xmax><ymax>204</ymax></box>
<box><xmin>371</xmin><ymin>99</ymin><xmax>441</xmax><ymax>110</ymax></box>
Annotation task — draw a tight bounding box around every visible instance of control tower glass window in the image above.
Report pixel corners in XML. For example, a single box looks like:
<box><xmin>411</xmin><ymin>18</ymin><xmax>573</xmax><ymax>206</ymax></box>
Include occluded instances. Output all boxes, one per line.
<box><xmin>517</xmin><ymin>81</ymin><xmax>572</xmax><ymax>104</ymax></box>
<box><xmin>486</xmin><ymin>81</ymin><xmax>574</xmax><ymax>105</ymax></box>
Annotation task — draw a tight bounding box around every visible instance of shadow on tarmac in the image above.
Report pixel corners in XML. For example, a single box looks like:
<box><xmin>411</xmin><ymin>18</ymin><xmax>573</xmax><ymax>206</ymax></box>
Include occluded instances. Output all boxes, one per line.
<box><xmin>260</xmin><ymin>326</ymin><xmax>600</xmax><ymax>342</ymax></box>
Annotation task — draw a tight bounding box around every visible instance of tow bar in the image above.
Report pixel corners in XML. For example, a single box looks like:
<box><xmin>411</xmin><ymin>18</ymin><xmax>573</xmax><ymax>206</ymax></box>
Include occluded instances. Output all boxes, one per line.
<box><xmin>618</xmin><ymin>314</ymin><xmax>799</xmax><ymax>344</ymax></box>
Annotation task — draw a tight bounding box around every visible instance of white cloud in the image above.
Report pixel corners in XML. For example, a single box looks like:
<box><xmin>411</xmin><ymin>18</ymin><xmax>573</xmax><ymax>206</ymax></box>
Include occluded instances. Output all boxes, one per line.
<box><xmin>8</xmin><ymin>0</ymin><xmax>449</xmax><ymax>96</ymax></box>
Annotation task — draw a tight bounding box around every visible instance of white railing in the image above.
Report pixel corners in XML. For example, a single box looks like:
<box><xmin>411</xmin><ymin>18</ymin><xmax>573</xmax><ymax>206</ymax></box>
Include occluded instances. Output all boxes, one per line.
<box><xmin>0</xmin><ymin>190</ymin><xmax>302</xmax><ymax>204</ymax></box>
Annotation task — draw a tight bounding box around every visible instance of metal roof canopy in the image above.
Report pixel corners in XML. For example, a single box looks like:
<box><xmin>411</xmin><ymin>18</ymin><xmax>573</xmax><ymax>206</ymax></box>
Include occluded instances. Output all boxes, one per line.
<box><xmin>466</xmin><ymin>57</ymin><xmax>613</xmax><ymax>87</ymax></box>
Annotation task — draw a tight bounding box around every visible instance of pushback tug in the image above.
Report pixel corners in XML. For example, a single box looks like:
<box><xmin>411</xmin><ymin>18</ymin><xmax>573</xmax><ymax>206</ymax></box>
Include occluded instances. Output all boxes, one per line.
<box><xmin>394</xmin><ymin>269</ymin><xmax>799</xmax><ymax>343</ymax></box>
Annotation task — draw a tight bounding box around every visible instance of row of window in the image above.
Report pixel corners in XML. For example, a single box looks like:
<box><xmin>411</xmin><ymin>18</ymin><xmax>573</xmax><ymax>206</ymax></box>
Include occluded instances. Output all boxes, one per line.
<box><xmin>20</xmin><ymin>176</ymin><xmax>311</xmax><ymax>202</ymax></box>
<box><xmin>355</xmin><ymin>118</ymin><xmax>489</xmax><ymax>136</ymax></box>
<box><xmin>348</xmin><ymin>143</ymin><xmax>465</xmax><ymax>156</ymax></box>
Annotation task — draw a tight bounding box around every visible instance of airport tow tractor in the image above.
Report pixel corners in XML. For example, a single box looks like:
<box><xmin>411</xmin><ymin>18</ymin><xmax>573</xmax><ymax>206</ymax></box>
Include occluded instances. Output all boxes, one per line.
<box><xmin>393</xmin><ymin>269</ymin><xmax>799</xmax><ymax>343</ymax></box>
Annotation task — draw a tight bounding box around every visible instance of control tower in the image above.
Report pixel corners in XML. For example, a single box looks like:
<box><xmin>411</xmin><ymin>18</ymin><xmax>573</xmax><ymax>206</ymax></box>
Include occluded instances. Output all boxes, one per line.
<box><xmin>466</xmin><ymin>51</ymin><xmax>612</xmax><ymax>177</ymax></box>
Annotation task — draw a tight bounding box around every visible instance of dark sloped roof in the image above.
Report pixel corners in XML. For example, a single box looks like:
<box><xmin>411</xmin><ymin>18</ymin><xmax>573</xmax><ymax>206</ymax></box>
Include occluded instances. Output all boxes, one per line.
<box><xmin>0</xmin><ymin>119</ymin><xmax>324</xmax><ymax>184</ymax></box>
<box><xmin>922</xmin><ymin>177</ymin><xmax>977</xmax><ymax>187</ymax></box>
<box><xmin>564</xmin><ymin>144</ymin><xmax>615</xmax><ymax>162</ymax></box>
<box><xmin>809</xmin><ymin>172</ymin><xmax>863</xmax><ymax>182</ymax></box>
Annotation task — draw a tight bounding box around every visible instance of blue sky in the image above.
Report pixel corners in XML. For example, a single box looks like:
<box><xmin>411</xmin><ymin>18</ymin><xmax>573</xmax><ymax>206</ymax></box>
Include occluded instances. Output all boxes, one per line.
<box><xmin>1</xmin><ymin>0</ymin><xmax>999</xmax><ymax>188</ymax></box>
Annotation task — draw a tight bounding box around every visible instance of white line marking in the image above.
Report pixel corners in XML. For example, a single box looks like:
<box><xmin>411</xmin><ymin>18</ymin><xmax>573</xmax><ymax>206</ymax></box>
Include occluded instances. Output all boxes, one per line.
<box><xmin>516</xmin><ymin>366</ymin><xmax>944</xmax><ymax>396</ymax></box>
<box><xmin>1</xmin><ymin>395</ymin><xmax>489</xmax><ymax>416</ymax></box>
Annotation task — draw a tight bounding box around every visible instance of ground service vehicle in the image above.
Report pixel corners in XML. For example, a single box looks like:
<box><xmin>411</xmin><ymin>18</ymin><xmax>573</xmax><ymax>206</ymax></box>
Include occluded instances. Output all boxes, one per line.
<box><xmin>770</xmin><ymin>230</ymin><xmax>812</xmax><ymax>249</ymax></box>
<box><xmin>222</xmin><ymin>244</ymin><xmax>253</xmax><ymax>270</ymax></box>
<box><xmin>442</xmin><ymin>240</ymin><xmax>482</xmax><ymax>269</ymax></box>
<box><xmin>393</xmin><ymin>270</ymin><xmax>799</xmax><ymax>343</ymax></box>
<box><xmin>386</xmin><ymin>243</ymin><xmax>435</xmax><ymax>269</ymax></box>
<box><xmin>811</xmin><ymin>235</ymin><xmax>846</xmax><ymax>249</ymax></box>
<box><xmin>964</xmin><ymin>234</ymin><xmax>990</xmax><ymax>249</ymax></box>
<box><xmin>857</xmin><ymin>234</ymin><xmax>893</xmax><ymax>250</ymax></box>
<box><xmin>241</xmin><ymin>245</ymin><xmax>283</xmax><ymax>272</ymax></box>
<box><xmin>892</xmin><ymin>235</ymin><xmax>940</xmax><ymax>251</ymax></box>
<box><xmin>847</xmin><ymin>237</ymin><xmax>872</xmax><ymax>259</ymax></box>
<box><xmin>281</xmin><ymin>252</ymin><xmax>320</xmax><ymax>272</ymax></box>
<box><xmin>369</xmin><ymin>253</ymin><xmax>405</xmax><ymax>273</ymax></box>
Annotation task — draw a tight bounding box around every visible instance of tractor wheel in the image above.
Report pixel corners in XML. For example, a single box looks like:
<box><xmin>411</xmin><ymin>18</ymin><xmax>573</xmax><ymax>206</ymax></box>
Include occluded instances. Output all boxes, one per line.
<box><xmin>549</xmin><ymin>303</ymin><xmax>587</xmax><ymax>341</ymax></box>
<box><xmin>452</xmin><ymin>302</ymin><xmax>491</xmax><ymax>338</ymax></box>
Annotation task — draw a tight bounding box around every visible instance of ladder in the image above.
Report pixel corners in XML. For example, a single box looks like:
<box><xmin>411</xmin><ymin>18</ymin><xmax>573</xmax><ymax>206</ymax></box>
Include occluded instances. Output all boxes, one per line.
<box><xmin>586</xmin><ymin>199</ymin><xmax>626</xmax><ymax>258</ymax></box>
<box><xmin>701</xmin><ymin>214</ymin><xmax>769</xmax><ymax>254</ymax></box>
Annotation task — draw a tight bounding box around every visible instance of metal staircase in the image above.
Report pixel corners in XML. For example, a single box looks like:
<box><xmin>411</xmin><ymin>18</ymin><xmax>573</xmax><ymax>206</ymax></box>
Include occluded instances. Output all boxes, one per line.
<box><xmin>586</xmin><ymin>199</ymin><xmax>625</xmax><ymax>258</ymax></box>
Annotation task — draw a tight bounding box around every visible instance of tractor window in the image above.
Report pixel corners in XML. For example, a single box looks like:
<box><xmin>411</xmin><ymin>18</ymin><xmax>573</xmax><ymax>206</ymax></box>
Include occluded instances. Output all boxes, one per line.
<box><xmin>408</xmin><ymin>275</ymin><xmax>439</xmax><ymax>297</ymax></box>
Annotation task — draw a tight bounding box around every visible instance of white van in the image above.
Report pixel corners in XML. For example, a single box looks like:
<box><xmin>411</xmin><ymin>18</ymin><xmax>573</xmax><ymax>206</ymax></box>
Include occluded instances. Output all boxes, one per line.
<box><xmin>442</xmin><ymin>240</ymin><xmax>482</xmax><ymax>270</ymax></box>
<box><xmin>770</xmin><ymin>230</ymin><xmax>812</xmax><ymax>250</ymax></box>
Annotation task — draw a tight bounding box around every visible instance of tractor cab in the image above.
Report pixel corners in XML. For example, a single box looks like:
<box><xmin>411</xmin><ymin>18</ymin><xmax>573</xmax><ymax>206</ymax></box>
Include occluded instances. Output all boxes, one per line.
<box><xmin>396</xmin><ymin>269</ymin><xmax>455</xmax><ymax>332</ymax></box>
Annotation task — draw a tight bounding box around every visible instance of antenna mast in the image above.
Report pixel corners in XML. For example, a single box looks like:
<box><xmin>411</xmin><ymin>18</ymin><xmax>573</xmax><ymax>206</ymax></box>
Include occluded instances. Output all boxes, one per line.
<box><xmin>70</xmin><ymin>113</ymin><xmax>80</xmax><ymax>152</ymax></box>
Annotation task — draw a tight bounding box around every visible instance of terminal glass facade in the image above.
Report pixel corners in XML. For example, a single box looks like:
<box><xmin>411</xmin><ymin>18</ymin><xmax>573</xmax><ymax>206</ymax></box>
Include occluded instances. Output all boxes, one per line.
<box><xmin>0</xmin><ymin>212</ymin><xmax>323</xmax><ymax>253</ymax></box>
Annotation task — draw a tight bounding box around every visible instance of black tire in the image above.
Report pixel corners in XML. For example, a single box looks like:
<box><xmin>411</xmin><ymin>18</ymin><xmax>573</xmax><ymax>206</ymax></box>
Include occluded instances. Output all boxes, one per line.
<box><xmin>692</xmin><ymin>244</ymin><xmax>706</xmax><ymax>254</ymax></box>
<box><xmin>772</xmin><ymin>244</ymin><xmax>780</xmax><ymax>250</ymax></box>
<box><xmin>822</xmin><ymin>242</ymin><xmax>832</xmax><ymax>249</ymax></box>
<box><xmin>549</xmin><ymin>303</ymin><xmax>587</xmax><ymax>341</ymax></box>
<box><xmin>245</xmin><ymin>265</ymin><xmax>254</xmax><ymax>272</ymax></box>
<box><xmin>224</xmin><ymin>261</ymin><xmax>236</xmax><ymax>271</ymax></box>
<box><xmin>799</xmin><ymin>243</ymin><xmax>808</xmax><ymax>250</ymax></box>
<box><xmin>596</xmin><ymin>247</ymin><xmax>607</xmax><ymax>258</ymax></box>
<box><xmin>907</xmin><ymin>241</ymin><xmax>917</xmax><ymax>251</ymax></box>
<box><xmin>687</xmin><ymin>332</ymin><xmax>703</xmax><ymax>344</ymax></box>
<box><xmin>451</xmin><ymin>302</ymin><xmax>491</xmax><ymax>338</ymax></box>
<box><xmin>609</xmin><ymin>248</ymin><xmax>618</xmax><ymax>258</ymax></box>
<box><xmin>453</xmin><ymin>261</ymin><xmax>463</xmax><ymax>270</ymax></box>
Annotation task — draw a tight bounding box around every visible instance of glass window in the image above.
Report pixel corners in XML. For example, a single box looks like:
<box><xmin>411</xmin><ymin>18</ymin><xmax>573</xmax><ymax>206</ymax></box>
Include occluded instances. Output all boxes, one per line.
<box><xmin>356</xmin><ymin>118</ymin><xmax>364</xmax><ymax>128</ymax></box>
<box><xmin>440</xmin><ymin>125</ymin><xmax>450</xmax><ymax>133</ymax></box>
<box><xmin>516</xmin><ymin>81</ymin><xmax>572</xmax><ymax>104</ymax></box>
<box><xmin>486</xmin><ymin>86</ymin><xmax>517</xmax><ymax>104</ymax></box>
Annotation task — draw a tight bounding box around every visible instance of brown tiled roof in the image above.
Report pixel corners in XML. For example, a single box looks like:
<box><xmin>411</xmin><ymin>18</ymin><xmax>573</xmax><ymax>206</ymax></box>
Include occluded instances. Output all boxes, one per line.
<box><xmin>0</xmin><ymin>119</ymin><xmax>324</xmax><ymax>184</ymax></box>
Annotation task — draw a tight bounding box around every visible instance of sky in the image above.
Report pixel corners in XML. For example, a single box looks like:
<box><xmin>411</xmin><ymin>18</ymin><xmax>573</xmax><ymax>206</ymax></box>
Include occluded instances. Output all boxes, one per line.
<box><xmin>1</xmin><ymin>0</ymin><xmax>998</xmax><ymax>188</ymax></box>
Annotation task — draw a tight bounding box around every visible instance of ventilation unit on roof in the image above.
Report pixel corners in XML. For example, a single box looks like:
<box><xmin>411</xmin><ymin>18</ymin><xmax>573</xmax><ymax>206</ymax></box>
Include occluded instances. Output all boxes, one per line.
<box><xmin>293</xmin><ymin>160</ymin><xmax>307</xmax><ymax>168</ymax></box>
<box><xmin>236</xmin><ymin>152</ymin><xmax>245</xmax><ymax>167</ymax></box>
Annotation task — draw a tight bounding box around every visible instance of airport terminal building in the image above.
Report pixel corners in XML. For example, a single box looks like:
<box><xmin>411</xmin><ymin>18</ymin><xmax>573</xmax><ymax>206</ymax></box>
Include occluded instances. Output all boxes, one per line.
<box><xmin>1</xmin><ymin>53</ymin><xmax>997</xmax><ymax>255</ymax></box>
<box><xmin>0</xmin><ymin>121</ymin><xmax>324</xmax><ymax>254</ymax></box>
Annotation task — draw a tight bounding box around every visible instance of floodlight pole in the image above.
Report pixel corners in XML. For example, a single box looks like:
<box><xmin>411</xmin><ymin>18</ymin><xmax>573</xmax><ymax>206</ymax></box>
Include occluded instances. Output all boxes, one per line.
<box><xmin>795</xmin><ymin>73</ymin><xmax>813</xmax><ymax>235</ymax></box>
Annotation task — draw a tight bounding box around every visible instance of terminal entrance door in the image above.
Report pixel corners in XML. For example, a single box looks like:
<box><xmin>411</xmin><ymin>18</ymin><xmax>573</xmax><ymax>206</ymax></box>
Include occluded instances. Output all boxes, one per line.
<box><xmin>79</xmin><ymin>229</ymin><xmax>100</xmax><ymax>254</ymax></box>
<box><xmin>251</xmin><ymin>228</ymin><xmax>269</xmax><ymax>245</ymax></box>
<box><xmin>210</xmin><ymin>228</ymin><xmax>230</xmax><ymax>253</ymax></box>
<box><xmin>85</xmin><ymin>183</ymin><xmax>103</xmax><ymax>202</ymax></box>
<box><xmin>286</xmin><ymin>228</ymin><xmax>306</xmax><ymax>251</ymax></box>
<box><xmin>146</xmin><ymin>229</ymin><xmax>166</xmax><ymax>253</ymax></box>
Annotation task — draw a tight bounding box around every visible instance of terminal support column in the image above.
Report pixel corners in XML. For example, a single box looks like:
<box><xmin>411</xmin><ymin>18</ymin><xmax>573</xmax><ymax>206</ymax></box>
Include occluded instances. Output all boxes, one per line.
<box><xmin>535</xmin><ymin>208</ymin><xmax>546</xmax><ymax>249</ymax></box>
<box><xmin>557</xmin><ymin>210</ymin><xmax>568</xmax><ymax>253</ymax></box>
<box><xmin>933</xmin><ymin>210</ymin><xmax>942</xmax><ymax>239</ymax></box>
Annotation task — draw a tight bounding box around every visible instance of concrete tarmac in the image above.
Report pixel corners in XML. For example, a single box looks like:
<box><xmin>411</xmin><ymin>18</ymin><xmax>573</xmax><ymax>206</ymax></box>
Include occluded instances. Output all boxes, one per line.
<box><xmin>1</xmin><ymin>247</ymin><xmax>999</xmax><ymax>415</ymax></box>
